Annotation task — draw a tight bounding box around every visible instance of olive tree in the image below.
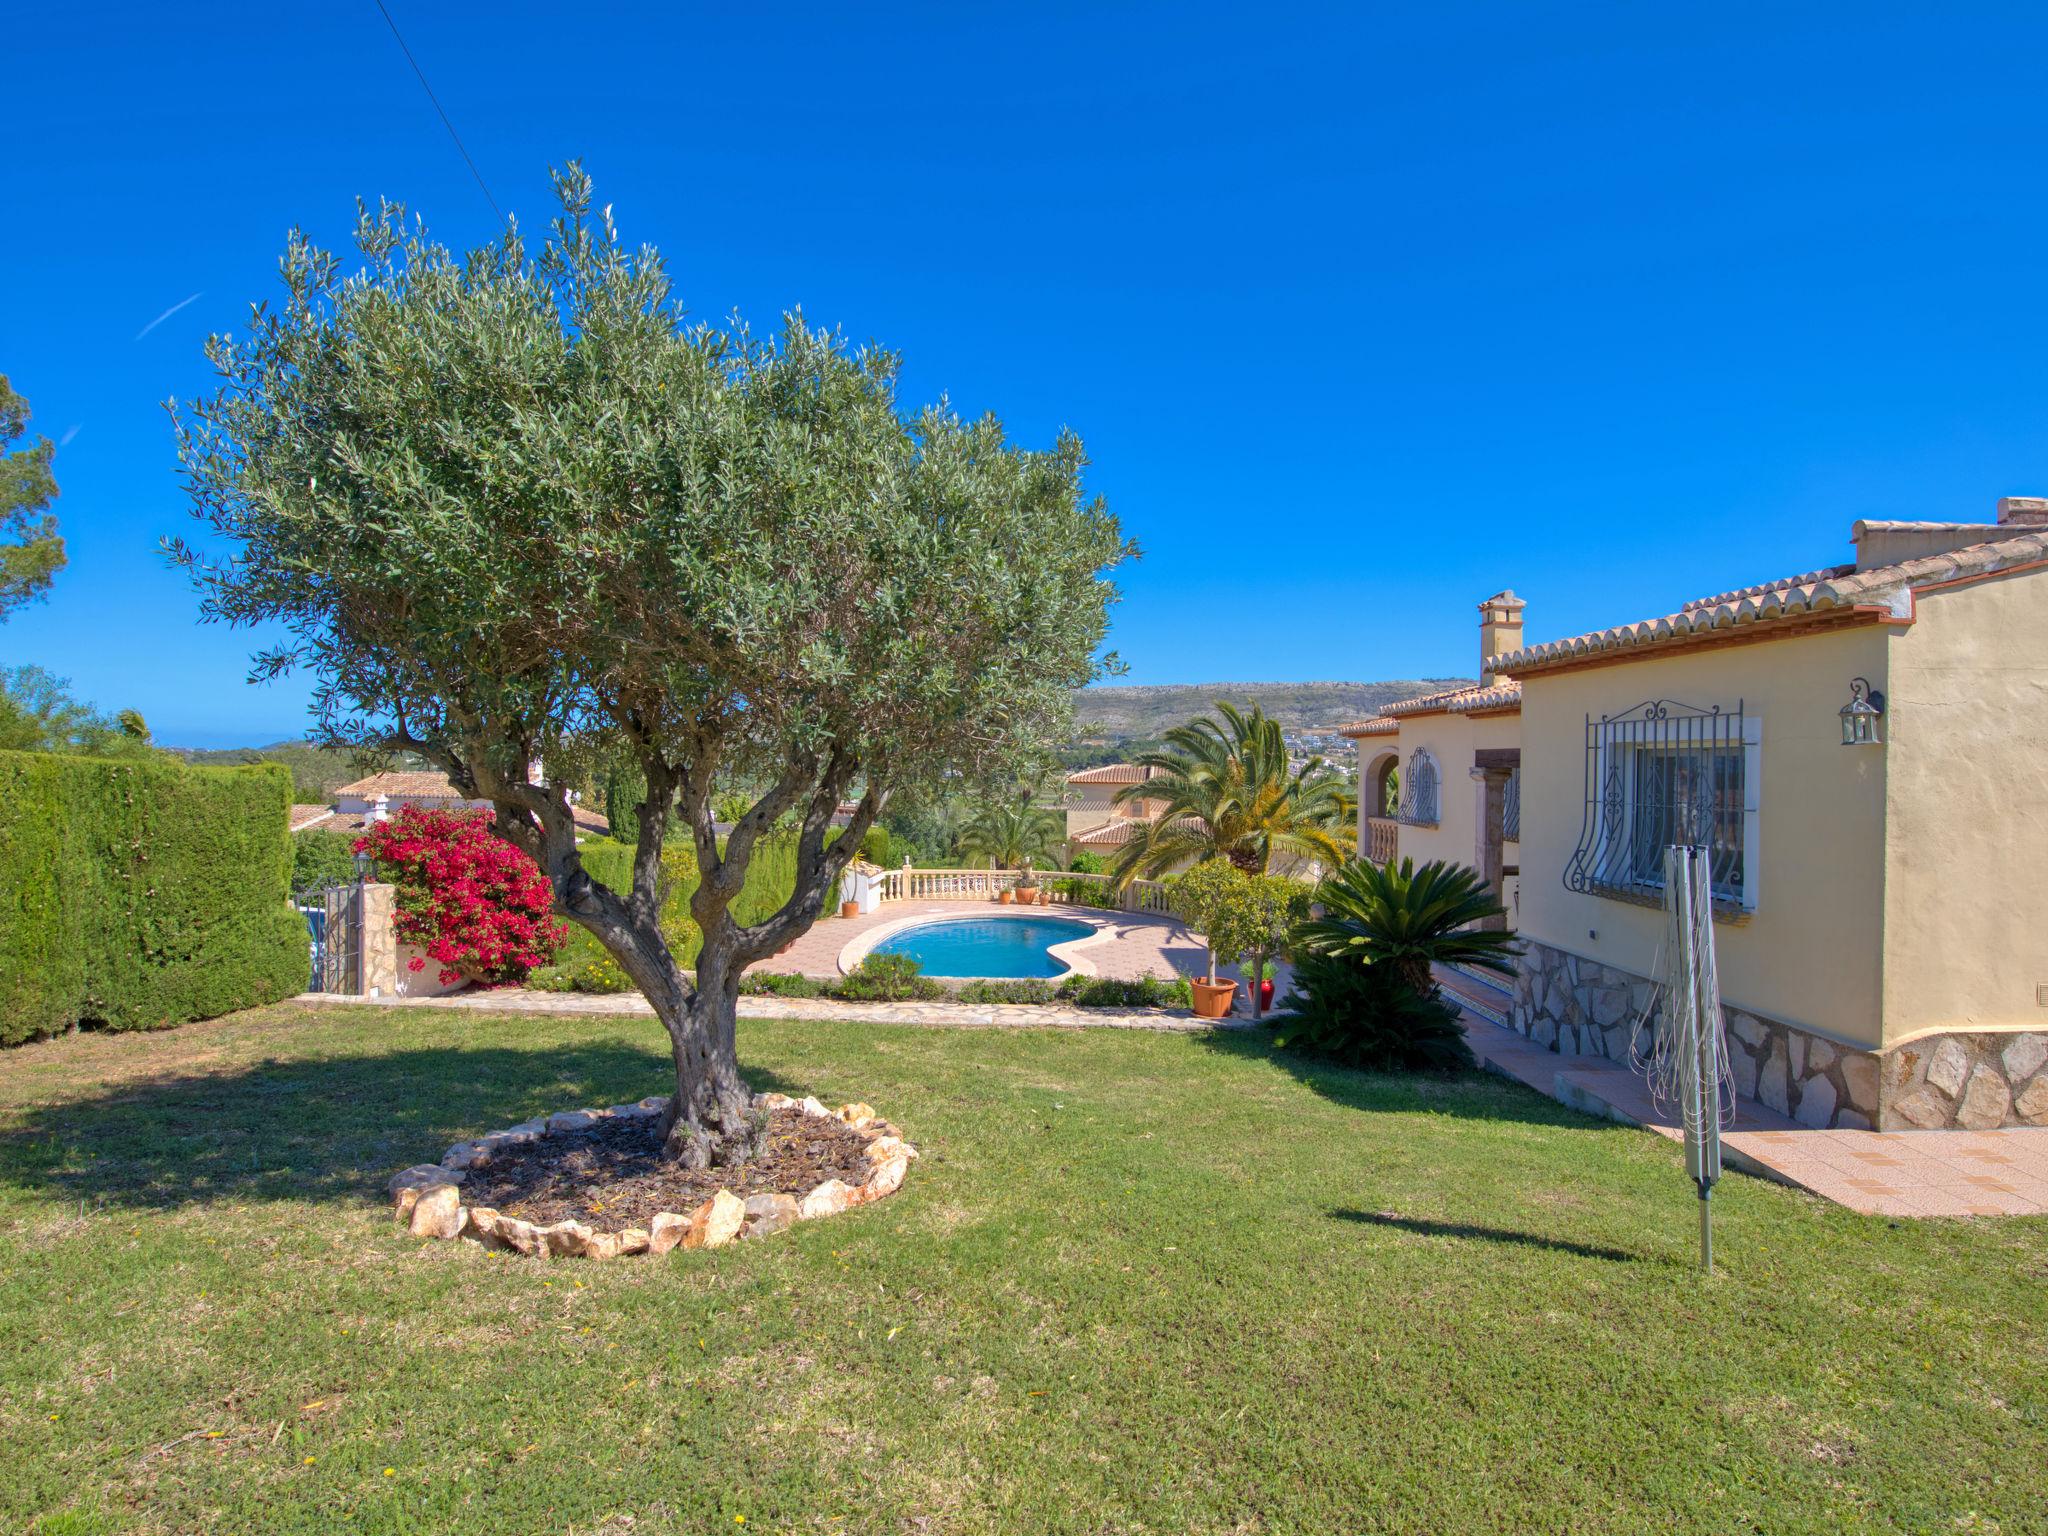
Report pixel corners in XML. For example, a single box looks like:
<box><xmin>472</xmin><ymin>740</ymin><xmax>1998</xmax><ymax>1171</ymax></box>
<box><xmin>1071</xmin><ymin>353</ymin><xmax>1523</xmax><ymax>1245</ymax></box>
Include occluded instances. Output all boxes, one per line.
<box><xmin>169</xmin><ymin>167</ymin><xmax>1131</xmax><ymax>1165</ymax></box>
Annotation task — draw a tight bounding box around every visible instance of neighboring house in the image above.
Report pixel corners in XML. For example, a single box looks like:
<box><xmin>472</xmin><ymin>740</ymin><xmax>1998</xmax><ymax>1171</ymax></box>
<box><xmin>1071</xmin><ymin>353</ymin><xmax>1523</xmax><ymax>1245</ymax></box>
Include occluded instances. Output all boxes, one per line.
<box><xmin>1484</xmin><ymin>496</ymin><xmax>2048</xmax><ymax>1131</ymax></box>
<box><xmin>291</xmin><ymin>769</ymin><xmax>612</xmax><ymax>839</ymax></box>
<box><xmin>1341</xmin><ymin>592</ymin><xmax>1527</xmax><ymax>927</ymax></box>
<box><xmin>1063</xmin><ymin>763</ymin><xmax>1166</xmax><ymax>856</ymax></box>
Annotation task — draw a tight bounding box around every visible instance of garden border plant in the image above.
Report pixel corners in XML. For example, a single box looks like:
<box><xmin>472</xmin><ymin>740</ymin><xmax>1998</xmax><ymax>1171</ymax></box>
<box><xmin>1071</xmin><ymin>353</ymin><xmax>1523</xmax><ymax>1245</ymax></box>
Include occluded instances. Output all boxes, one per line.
<box><xmin>356</xmin><ymin>804</ymin><xmax>569</xmax><ymax>986</ymax></box>
<box><xmin>1280</xmin><ymin>856</ymin><xmax>1519</xmax><ymax>1072</ymax></box>
<box><xmin>0</xmin><ymin>751</ymin><xmax>304</xmax><ymax>1043</ymax></box>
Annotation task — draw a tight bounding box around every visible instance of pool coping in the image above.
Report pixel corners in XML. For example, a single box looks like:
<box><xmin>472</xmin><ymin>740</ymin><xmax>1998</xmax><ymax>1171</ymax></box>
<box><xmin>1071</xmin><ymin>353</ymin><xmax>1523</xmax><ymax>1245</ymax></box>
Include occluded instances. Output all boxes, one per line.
<box><xmin>834</xmin><ymin>906</ymin><xmax>1120</xmax><ymax>980</ymax></box>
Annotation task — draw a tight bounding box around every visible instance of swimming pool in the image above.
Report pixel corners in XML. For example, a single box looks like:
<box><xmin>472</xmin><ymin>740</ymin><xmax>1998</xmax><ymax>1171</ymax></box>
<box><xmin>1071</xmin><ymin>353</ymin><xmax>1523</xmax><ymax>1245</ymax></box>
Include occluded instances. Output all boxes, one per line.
<box><xmin>861</xmin><ymin>914</ymin><xmax>1097</xmax><ymax>979</ymax></box>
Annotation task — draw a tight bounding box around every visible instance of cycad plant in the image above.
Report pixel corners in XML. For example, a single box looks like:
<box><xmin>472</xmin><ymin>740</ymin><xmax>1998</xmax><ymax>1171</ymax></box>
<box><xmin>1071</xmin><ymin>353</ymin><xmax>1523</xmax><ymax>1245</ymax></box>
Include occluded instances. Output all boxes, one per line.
<box><xmin>1110</xmin><ymin>702</ymin><xmax>1351</xmax><ymax>884</ymax></box>
<box><xmin>1295</xmin><ymin>857</ymin><xmax>1518</xmax><ymax>1001</ymax></box>
<box><xmin>956</xmin><ymin>799</ymin><xmax>1066</xmax><ymax>871</ymax></box>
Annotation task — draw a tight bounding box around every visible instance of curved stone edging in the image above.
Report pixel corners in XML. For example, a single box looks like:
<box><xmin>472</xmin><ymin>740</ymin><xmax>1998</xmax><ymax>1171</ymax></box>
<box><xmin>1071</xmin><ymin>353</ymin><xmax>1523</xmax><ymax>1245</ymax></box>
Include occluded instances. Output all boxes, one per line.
<box><xmin>386</xmin><ymin>1091</ymin><xmax>918</xmax><ymax>1259</ymax></box>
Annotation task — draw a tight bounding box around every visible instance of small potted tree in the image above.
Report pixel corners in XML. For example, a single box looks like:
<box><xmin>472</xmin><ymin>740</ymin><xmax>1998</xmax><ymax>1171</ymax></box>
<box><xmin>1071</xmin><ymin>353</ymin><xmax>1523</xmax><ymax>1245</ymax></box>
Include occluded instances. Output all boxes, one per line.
<box><xmin>1167</xmin><ymin>860</ymin><xmax>1254</xmax><ymax>1019</ymax></box>
<box><xmin>1238</xmin><ymin>873</ymin><xmax>1312</xmax><ymax>1021</ymax></box>
<box><xmin>1015</xmin><ymin>859</ymin><xmax>1041</xmax><ymax>907</ymax></box>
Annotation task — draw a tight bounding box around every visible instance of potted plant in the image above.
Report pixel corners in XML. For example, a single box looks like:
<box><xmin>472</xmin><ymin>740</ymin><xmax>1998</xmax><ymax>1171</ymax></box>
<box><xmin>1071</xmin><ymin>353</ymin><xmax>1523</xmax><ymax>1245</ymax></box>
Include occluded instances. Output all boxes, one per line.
<box><xmin>997</xmin><ymin>886</ymin><xmax>1014</xmax><ymax>904</ymax></box>
<box><xmin>1015</xmin><ymin>861</ymin><xmax>1041</xmax><ymax>906</ymax></box>
<box><xmin>1167</xmin><ymin>860</ymin><xmax>1254</xmax><ymax>1019</ymax></box>
<box><xmin>840</xmin><ymin>898</ymin><xmax>860</xmax><ymax>919</ymax></box>
<box><xmin>1237</xmin><ymin>874</ymin><xmax>1313</xmax><ymax>1021</ymax></box>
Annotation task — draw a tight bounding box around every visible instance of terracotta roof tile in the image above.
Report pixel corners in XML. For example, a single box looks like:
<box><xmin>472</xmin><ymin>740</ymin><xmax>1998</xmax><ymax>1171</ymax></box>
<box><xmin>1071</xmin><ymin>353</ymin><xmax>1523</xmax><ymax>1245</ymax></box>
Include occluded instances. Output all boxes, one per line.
<box><xmin>333</xmin><ymin>770</ymin><xmax>467</xmax><ymax>799</ymax></box>
<box><xmin>1069</xmin><ymin>813</ymin><xmax>1200</xmax><ymax>848</ymax></box>
<box><xmin>1680</xmin><ymin>567</ymin><xmax>1853</xmax><ymax>612</ymax></box>
<box><xmin>1489</xmin><ymin>529</ymin><xmax>2048</xmax><ymax>678</ymax></box>
<box><xmin>1070</xmin><ymin>816</ymin><xmax>1145</xmax><ymax>847</ymax></box>
<box><xmin>1066</xmin><ymin>764</ymin><xmax>1155</xmax><ymax>784</ymax></box>
<box><xmin>1341</xmin><ymin>680</ymin><xmax>1523</xmax><ymax>732</ymax></box>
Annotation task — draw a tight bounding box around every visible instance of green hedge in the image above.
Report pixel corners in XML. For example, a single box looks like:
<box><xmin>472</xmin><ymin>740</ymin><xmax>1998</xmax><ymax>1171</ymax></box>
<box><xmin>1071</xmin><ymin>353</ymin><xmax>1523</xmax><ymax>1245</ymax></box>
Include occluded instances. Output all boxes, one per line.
<box><xmin>0</xmin><ymin>751</ymin><xmax>307</xmax><ymax>1045</ymax></box>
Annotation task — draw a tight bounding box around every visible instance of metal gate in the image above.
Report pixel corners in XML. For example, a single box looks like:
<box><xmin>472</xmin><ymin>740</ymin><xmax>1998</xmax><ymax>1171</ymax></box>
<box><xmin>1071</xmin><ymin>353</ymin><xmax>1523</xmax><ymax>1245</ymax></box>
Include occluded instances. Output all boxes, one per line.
<box><xmin>295</xmin><ymin>878</ymin><xmax>364</xmax><ymax>993</ymax></box>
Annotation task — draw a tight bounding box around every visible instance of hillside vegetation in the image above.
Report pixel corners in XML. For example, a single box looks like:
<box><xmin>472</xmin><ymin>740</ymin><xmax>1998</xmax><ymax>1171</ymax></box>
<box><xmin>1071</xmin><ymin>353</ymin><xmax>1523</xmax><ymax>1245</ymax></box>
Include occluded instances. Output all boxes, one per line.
<box><xmin>166</xmin><ymin>741</ymin><xmax>408</xmax><ymax>803</ymax></box>
<box><xmin>1073</xmin><ymin>679</ymin><xmax>1469</xmax><ymax>739</ymax></box>
<box><xmin>168</xmin><ymin>680</ymin><xmax>1463</xmax><ymax>813</ymax></box>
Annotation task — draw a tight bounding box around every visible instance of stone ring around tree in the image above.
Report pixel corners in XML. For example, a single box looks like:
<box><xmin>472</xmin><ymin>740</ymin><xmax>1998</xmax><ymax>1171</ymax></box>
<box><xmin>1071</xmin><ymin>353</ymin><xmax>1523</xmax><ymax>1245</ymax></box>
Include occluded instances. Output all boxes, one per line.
<box><xmin>387</xmin><ymin>1092</ymin><xmax>918</xmax><ymax>1259</ymax></box>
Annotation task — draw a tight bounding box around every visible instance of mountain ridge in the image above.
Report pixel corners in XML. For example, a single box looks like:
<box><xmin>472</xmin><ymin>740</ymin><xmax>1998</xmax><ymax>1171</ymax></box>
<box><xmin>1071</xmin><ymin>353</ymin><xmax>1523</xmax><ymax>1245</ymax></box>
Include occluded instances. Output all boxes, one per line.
<box><xmin>1074</xmin><ymin>679</ymin><xmax>1475</xmax><ymax>737</ymax></box>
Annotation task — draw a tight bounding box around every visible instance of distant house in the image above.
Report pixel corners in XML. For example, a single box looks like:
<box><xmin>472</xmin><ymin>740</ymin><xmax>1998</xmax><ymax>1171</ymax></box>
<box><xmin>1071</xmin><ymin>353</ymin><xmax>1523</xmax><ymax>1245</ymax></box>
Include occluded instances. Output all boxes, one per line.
<box><xmin>290</xmin><ymin>769</ymin><xmax>611</xmax><ymax>839</ymax></box>
<box><xmin>1363</xmin><ymin>496</ymin><xmax>2048</xmax><ymax>1132</ymax></box>
<box><xmin>1063</xmin><ymin>763</ymin><xmax>1166</xmax><ymax>857</ymax></box>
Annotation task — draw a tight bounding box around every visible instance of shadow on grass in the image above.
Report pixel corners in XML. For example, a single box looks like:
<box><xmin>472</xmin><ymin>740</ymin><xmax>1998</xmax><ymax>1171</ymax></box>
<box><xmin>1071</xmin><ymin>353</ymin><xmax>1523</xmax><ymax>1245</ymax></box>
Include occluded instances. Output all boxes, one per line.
<box><xmin>1331</xmin><ymin>1208</ymin><xmax>1640</xmax><ymax>1263</ymax></box>
<box><xmin>1194</xmin><ymin>1025</ymin><xmax>1622</xmax><ymax>1132</ymax></box>
<box><xmin>0</xmin><ymin>1042</ymin><xmax>806</xmax><ymax>1213</ymax></box>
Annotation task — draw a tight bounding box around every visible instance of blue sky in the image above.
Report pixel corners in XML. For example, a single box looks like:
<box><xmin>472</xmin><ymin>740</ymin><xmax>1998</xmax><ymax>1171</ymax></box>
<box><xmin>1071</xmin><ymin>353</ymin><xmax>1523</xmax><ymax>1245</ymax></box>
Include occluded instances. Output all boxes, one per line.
<box><xmin>10</xmin><ymin>3</ymin><xmax>2048</xmax><ymax>746</ymax></box>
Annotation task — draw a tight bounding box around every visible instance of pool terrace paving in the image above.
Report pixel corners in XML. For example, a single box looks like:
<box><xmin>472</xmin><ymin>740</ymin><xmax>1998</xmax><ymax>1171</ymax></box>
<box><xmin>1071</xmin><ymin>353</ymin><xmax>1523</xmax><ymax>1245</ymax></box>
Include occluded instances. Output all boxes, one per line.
<box><xmin>772</xmin><ymin>897</ymin><xmax>1224</xmax><ymax>983</ymax></box>
<box><xmin>296</xmin><ymin>900</ymin><xmax>1274</xmax><ymax>1033</ymax></box>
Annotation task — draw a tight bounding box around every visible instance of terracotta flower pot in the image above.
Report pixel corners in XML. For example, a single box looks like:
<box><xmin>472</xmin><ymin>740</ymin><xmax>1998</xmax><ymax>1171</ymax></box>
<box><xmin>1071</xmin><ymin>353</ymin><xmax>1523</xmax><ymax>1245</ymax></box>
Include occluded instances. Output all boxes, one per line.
<box><xmin>840</xmin><ymin>900</ymin><xmax>859</xmax><ymax>919</ymax></box>
<box><xmin>1016</xmin><ymin>885</ymin><xmax>1040</xmax><ymax>905</ymax></box>
<box><xmin>1189</xmin><ymin>978</ymin><xmax>1237</xmax><ymax>1019</ymax></box>
<box><xmin>997</xmin><ymin>890</ymin><xmax>1014</xmax><ymax>904</ymax></box>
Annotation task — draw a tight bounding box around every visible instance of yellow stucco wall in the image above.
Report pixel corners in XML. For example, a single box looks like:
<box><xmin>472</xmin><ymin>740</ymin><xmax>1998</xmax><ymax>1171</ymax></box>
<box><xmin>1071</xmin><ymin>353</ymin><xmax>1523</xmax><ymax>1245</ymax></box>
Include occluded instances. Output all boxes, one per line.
<box><xmin>1514</xmin><ymin>625</ymin><xmax>1893</xmax><ymax>1049</ymax></box>
<box><xmin>1385</xmin><ymin>713</ymin><xmax>1520</xmax><ymax>872</ymax></box>
<box><xmin>1880</xmin><ymin>568</ymin><xmax>2048</xmax><ymax>1041</ymax></box>
<box><xmin>1356</xmin><ymin>716</ymin><xmax>1522</xmax><ymax>924</ymax></box>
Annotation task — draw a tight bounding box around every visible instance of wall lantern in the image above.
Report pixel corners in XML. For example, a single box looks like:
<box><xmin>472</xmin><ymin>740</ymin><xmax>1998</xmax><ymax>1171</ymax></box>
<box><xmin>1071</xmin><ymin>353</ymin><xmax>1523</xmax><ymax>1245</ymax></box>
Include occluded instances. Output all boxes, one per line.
<box><xmin>1839</xmin><ymin>677</ymin><xmax>1885</xmax><ymax>746</ymax></box>
<box><xmin>354</xmin><ymin>848</ymin><xmax>373</xmax><ymax>878</ymax></box>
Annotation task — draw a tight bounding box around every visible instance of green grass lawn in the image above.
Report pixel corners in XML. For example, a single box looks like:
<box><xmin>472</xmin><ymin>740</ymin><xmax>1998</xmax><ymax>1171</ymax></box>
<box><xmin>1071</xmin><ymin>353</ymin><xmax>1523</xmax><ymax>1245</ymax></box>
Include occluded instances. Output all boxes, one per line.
<box><xmin>2</xmin><ymin>1006</ymin><xmax>2044</xmax><ymax>1536</ymax></box>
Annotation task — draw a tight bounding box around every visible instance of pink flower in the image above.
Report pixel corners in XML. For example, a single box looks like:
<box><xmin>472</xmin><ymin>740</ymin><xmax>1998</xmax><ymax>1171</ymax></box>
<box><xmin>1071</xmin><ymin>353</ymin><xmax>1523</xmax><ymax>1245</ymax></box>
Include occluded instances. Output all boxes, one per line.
<box><xmin>356</xmin><ymin>804</ymin><xmax>565</xmax><ymax>986</ymax></box>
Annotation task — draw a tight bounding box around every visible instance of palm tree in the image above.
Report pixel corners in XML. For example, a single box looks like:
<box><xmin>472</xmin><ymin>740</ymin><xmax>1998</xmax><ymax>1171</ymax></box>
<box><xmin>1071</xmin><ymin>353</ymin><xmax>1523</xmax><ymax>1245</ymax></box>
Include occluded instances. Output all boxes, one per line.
<box><xmin>956</xmin><ymin>799</ymin><xmax>1066</xmax><ymax>871</ymax></box>
<box><xmin>1109</xmin><ymin>702</ymin><xmax>1350</xmax><ymax>884</ymax></box>
<box><xmin>1294</xmin><ymin>857</ymin><xmax>1518</xmax><ymax>1002</ymax></box>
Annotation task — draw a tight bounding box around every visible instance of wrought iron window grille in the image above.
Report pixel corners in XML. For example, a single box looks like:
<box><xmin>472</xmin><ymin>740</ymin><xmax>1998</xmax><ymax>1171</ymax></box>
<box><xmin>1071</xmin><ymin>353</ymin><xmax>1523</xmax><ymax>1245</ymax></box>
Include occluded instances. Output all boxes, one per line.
<box><xmin>1564</xmin><ymin>699</ymin><xmax>1757</xmax><ymax>912</ymax></box>
<box><xmin>1502</xmin><ymin>766</ymin><xmax>1521</xmax><ymax>842</ymax></box>
<box><xmin>1398</xmin><ymin>748</ymin><xmax>1440</xmax><ymax>826</ymax></box>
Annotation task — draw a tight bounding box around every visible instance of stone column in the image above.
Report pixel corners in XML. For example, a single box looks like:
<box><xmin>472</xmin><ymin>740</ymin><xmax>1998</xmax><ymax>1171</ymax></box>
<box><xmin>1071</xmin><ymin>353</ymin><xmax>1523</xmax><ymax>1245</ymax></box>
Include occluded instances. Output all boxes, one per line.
<box><xmin>359</xmin><ymin>881</ymin><xmax>399</xmax><ymax>999</ymax></box>
<box><xmin>1478</xmin><ymin>768</ymin><xmax>1511</xmax><ymax>931</ymax></box>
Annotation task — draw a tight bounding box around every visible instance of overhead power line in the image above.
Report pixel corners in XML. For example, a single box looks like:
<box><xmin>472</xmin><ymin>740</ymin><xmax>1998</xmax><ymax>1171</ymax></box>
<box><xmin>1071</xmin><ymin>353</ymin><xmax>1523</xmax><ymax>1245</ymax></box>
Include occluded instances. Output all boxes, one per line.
<box><xmin>370</xmin><ymin>0</ymin><xmax>506</xmax><ymax>223</ymax></box>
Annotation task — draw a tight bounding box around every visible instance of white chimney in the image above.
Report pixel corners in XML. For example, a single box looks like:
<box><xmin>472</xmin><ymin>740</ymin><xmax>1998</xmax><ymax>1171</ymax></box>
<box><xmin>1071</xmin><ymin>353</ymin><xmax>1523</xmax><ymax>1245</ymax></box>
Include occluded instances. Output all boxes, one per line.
<box><xmin>1996</xmin><ymin>496</ymin><xmax>2048</xmax><ymax>527</ymax></box>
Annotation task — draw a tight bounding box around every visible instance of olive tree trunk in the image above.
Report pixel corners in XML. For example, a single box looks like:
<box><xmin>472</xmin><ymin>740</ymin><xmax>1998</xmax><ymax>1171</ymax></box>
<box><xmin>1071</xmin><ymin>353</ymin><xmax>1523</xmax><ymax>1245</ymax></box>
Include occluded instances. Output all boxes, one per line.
<box><xmin>472</xmin><ymin>747</ymin><xmax>881</xmax><ymax>1167</ymax></box>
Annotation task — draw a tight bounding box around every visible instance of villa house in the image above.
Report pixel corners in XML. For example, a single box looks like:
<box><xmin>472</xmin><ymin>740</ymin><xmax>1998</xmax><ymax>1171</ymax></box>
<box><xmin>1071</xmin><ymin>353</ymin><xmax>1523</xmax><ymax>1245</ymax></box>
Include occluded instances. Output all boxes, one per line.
<box><xmin>1342</xmin><ymin>593</ymin><xmax>1526</xmax><ymax>927</ymax></box>
<box><xmin>291</xmin><ymin>769</ymin><xmax>611</xmax><ymax>839</ymax></box>
<box><xmin>1063</xmin><ymin>763</ymin><xmax>1167</xmax><ymax>858</ymax></box>
<box><xmin>1483</xmin><ymin>497</ymin><xmax>2048</xmax><ymax>1131</ymax></box>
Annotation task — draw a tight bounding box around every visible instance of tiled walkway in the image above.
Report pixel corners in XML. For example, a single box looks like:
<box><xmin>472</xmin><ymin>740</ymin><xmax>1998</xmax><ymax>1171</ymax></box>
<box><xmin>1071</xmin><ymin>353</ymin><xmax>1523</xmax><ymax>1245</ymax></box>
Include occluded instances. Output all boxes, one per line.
<box><xmin>1440</xmin><ymin>966</ymin><xmax>2048</xmax><ymax>1218</ymax></box>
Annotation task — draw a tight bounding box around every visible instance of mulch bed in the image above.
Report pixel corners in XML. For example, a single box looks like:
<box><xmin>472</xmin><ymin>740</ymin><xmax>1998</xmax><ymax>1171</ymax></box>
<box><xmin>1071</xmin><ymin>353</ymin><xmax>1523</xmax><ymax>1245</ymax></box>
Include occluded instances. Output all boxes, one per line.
<box><xmin>459</xmin><ymin>1108</ymin><xmax>875</xmax><ymax>1228</ymax></box>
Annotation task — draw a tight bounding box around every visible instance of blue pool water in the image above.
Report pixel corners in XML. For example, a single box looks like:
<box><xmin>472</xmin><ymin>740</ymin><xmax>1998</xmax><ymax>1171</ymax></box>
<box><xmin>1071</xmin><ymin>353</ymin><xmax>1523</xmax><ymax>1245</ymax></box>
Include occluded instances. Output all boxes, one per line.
<box><xmin>864</xmin><ymin>915</ymin><xmax>1095</xmax><ymax>979</ymax></box>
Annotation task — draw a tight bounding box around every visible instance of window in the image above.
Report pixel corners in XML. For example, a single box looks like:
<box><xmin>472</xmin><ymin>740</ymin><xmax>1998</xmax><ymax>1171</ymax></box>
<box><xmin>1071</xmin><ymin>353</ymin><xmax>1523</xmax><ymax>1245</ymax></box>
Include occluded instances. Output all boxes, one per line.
<box><xmin>1399</xmin><ymin>748</ymin><xmax>1440</xmax><ymax>826</ymax></box>
<box><xmin>1565</xmin><ymin>700</ymin><xmax>1758</xmax><ymax>911</ymax></box>
<box><xmin>1501</xmin><ymin>766</ymin><xmax>1521</xmax><ymax>842</ymax></box>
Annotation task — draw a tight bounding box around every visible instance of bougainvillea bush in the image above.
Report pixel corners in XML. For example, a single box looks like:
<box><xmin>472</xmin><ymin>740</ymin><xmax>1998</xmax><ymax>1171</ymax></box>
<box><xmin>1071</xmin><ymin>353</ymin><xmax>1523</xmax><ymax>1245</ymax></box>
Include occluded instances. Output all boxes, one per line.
<box><xmin>355</xmin><ymin>805</ymin><xmax>567</xmax><ymax>986</ymax></box>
